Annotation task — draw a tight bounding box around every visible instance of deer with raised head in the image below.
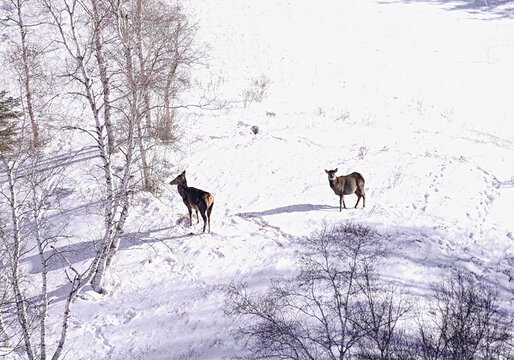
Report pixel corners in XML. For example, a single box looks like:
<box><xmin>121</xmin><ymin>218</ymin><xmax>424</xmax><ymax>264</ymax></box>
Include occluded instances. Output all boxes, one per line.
<box><xmin>325</xmin><ymin>168</ymin><xmax>366</xmax><ymax>211</ymax></box>
<box><xmin>169</xmin><ymin>170</ymin><xmax>214</xmax><ymax>233</ymax></box>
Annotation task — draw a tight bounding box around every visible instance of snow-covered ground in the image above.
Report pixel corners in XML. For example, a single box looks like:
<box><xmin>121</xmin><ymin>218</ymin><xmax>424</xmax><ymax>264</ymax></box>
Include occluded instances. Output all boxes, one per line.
<box><xmin>10</xmin><ymin>0</ymin><xmax>514</xmax><ymax>358</ymax></box>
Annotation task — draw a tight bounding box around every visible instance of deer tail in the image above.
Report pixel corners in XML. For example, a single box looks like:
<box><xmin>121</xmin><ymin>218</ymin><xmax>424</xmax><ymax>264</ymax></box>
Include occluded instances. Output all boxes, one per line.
<box><xmin>204</xmin><ymin>192</ymin><xmax>214</xmax><ymax>208</ymax></box>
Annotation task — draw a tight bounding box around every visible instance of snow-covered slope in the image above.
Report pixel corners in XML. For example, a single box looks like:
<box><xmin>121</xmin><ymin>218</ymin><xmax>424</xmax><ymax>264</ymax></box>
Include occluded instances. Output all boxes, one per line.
<box><xmin>12</xmin><ymin>0</ymin><xmax>514</xmax><ymax>358</ymax></box>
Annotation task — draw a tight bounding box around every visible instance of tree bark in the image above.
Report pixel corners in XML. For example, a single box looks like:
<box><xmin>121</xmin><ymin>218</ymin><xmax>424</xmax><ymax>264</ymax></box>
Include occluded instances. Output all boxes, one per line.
<box><xmin>0</xmin><ymin>292</ymin><xmax>11</xmax><ymax>347</ymax></box>
<box><xmin>32</xmin><ymin>176</ymin><xmax>48</xmax><ymax>360</ymax></box>
<box><xmin>162</xmin><ymin>62</ymin><xmax>179</xmax><ymax>140</ymax></box>
<box><xmin>134</xmin><ymin>0</ymin><xmax>154</xmax><ymax>191</ymax></box>
<box><xmin>35</xmin><ymin>219</ymin><xmax>48</xmax><ymax>359</ymax></box>
<box><xmin>91</xmin><ymin>3</ymin><xmax>136</xmax><ymax>291</ymax></box>
<box><xmin>1</xmin><ymin>155</ymin><xmax>35</xmax><ymax>360</ymax></box>
<box><xmin>90</xmin><ymin>0</ymin><xmax>115</xmax><ymax>154</ymax></box>
<box><xmin>43</xmin><ymin>0</ymin><xmax>119</xmax><ymax>294</ymax></box>
<box><xmin>15</xmin><ymin>0</ymin><xmax>40</xmax><ymax>148</ymax></box>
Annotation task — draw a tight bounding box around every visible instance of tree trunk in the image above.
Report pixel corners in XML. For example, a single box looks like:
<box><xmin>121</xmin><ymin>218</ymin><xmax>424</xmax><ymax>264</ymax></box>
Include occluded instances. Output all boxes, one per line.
<box><xmin>33</xmin><ymin>185</ymin><xmax>48</xmax><ymax>360</ymax></box>
<box><xmin>45</xmin><ymin>0</ymin><xmax>118</xmax><ymax>293</ymax></box>
<box><xmin>51</xmin><ymin>277</ymin><xmax>89</xmax><ymax>360</ymax></box>
<box><xmin>1</xmin><ymin>156</ymin><xmax>35</xmax><ymax>360</ymax></box>
<box><xmin>135</xmin><ymin>0</ymin><xmax>150</xmax><ymax>133</ymax></box>
<box><xmin>0</xmin><ymin>293</ymin><xmax>11</xmax><ymax>348</ymax></box>
<box><xmin>161</xmin><ymin>62</ymin><xmax>179</xmax><ymax>140</ymax></box>
<box><xmin>137</xmin><ymin>118</ymin><xmax>154</xmax><ymax>192</ymax></box>
<box><xmin>16</xmin><ymin>0</ymin><xmax>40</xmax><ymax>148</ymax></box>
<box><xmin>50</xmin><ymin>293</ymin><xmax>73</xmax><ymax>360</ymax></box>
<box><xmin>91</xmin><ymin>7</ymin><xmax>136</xmax><ymax>291</ymax></box>
<box><xmin>135</xmin><ymin>0</ymin><xmax>154</xmax><ymax>191</ymax></box>
<box><xmin>90</xmin><ymin>0</ymin><xmax>115</xmax><ymax>154</ymax></box>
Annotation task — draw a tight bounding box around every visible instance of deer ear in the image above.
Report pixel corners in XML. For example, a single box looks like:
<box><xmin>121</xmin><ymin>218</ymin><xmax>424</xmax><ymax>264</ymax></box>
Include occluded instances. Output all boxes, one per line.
<box><xmin>335</xmin><ymin>168</ymin><xmax>338</xmax><ymax>172</ymax></box>
<box><xmin>325</xmin><ymin>169</ymin><xmax>329</xmax><ymax>173</ymax></box>
<box><xmin>181</xmin><ymin>170</ymin><xmax>186</xmax><ymax>175</ymax></box>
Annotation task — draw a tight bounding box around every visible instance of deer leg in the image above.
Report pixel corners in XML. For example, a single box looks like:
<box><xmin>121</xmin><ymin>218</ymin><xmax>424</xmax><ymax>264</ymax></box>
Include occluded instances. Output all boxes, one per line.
<box><xmin>195</xmin><ymin>209</ymin><xmax>200</xmax><ymax>224</ymax></box>
<box><xmin>207</xmin><ymin>203</ymin><xmax>213</xmax><ymax>234</ymax></box>
<box><xmin>340</xmin><ymin>195</ymin><xmax>346</xmax><ymax>211</ymax></box>
<box><xmin>187</xmin><ymin>206</ymin><xmax>193</xmax><ymax>226</ymax></box>
<box><xmin>355</xmin><ymin>194</ymin><xmax>361</xmax><ymax>208</ymax></box>
<box><xmin>200</xmin><ymin>210</ymin><xmax>208</xmax><ymax>233</ymax></box>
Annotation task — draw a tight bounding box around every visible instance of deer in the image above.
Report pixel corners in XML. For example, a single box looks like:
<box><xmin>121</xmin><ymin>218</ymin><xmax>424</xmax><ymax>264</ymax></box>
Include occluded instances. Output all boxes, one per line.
<box><xmin>325</xmin><ymin>168</ymin><xmax>366</xmax><ymax>211</ymax></box>
<box><xmin>169</xmin><ymin>170</ymin><xmax>214</xmax><ymax>233</ymax></box>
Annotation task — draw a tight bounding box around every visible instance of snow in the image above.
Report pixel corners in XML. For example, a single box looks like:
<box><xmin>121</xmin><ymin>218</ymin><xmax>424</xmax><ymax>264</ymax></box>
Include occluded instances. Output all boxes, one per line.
<box><xmin>6</xmin><ymin>0</ymin><xmax>514</xmax><ymax>358</ymax></box>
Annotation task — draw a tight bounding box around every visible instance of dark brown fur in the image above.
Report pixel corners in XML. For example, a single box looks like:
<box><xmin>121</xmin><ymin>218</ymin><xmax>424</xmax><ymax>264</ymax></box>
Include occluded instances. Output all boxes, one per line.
<box><xmin>325</xmin><ymin>168</ymin><xmax>366</xmax><ymax>211</ymax></box>
<box><xmin>169</xmin><ymin>171</ymin><xmax>214</xmax><ymax>233</ymax></box>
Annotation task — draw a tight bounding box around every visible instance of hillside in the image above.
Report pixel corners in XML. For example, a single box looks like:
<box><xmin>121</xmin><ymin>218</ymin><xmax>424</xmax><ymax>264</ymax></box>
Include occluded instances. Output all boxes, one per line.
<box><xmin>2</xmin><ymin>0</ymin><xmax>513</xmax><ymax>359</ymax></box>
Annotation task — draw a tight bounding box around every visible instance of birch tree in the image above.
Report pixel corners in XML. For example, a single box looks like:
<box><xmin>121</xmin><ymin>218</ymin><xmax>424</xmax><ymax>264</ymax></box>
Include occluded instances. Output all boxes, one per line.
<box><xmin>0</xmin><ymin>148</ymin><xmax>105</xmax><ymax>360</ymax></box>
<box><xmin>89</xmin><ymin>0</ymin><xmax>116</xmax><ymax>154</ymax></box>
<box><xmin>0</xmin><ymin>92</ymin><xmax>20</xmax><ymax>357</ymax></box>
<box><xmin>0</xmin><ymin>244</ymin><xmax>13</xmax><ymax>352</ymax></box>
<box><xmin>108</xmin><ymin>0</ymin><xmax>206</xmax><ymax>191</ymax></box>
<box><xmin>0</xmin><ymin>0</ymin><xmax>49</xmax><ymax>148</ymax></box>
<box><xmin>87</xmin><ymin>0</ymin><xmax>207</xmax><ymax>285</ymax></box>
<box><xmin>40</xmin><ymin>0</ymin><xmax>137</xmax><ymax>294</ymax></box>
<box><xmin>89</xmin><ymin>0</ymin><xmax>137</xmax><ymax>291</ymax></box>
<box><xmin>0</xmin><ymin>89</ymin><xmax>98</xmax><ymax>357</ymax></box>
<box><xmin>39</xmin><ymin>0</ymin><xmax>207</xmax><ymax>292</ymax></box>
<box><xmin>0</xmin><ymin>155</ymin><xmax>36</xmax><ymax>360</ymax></box>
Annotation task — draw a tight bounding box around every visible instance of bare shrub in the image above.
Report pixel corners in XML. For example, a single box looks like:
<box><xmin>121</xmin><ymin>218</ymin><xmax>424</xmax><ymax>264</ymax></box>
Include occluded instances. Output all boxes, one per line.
<box><xmin>154</xmin><ymin>108</ymin><xmax>181</xmax><ymax>143</ymax></box>
<box><xmin>336</xmin><ymin>110</ymin><xmax>351</xmax><ymax>122</ymax></box>
<box><xmin>414</xmin><ymin>271</ymin><xmax>513</xmax><ymax>360</ymax></box>
<box><xmin>226</xmin><ymin>223</ymin><xmax>410</xmax><ymax>360</ymax></box>
<box><xmin>241</xmin><ymin>75</ymin><xmax>271</xmax><ymax>108</ymax></box>
<box><xmin>358</xmin><ymin>146</ymin><xmax>368</xmax><ymax>160</ymax></box>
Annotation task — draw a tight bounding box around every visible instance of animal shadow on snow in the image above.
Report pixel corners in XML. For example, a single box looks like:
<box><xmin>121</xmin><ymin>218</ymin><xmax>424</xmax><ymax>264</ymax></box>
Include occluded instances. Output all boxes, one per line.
<box><xmin>237</xmin><ymin>203</ymin><xmax>339</xmax><ymax>218</ymax></box>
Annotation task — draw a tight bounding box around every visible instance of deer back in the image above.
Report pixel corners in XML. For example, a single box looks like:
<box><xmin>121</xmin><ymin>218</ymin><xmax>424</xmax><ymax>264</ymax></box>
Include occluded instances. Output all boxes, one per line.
<box><xmin>179</xmin><ymin>184</ymin><xmax>211</xmax><ymax>209</ymax></box>
<box><xmin>328</xmin><ymin>172</ymin><xmax>365</xmax><ymax>196</ymax></box>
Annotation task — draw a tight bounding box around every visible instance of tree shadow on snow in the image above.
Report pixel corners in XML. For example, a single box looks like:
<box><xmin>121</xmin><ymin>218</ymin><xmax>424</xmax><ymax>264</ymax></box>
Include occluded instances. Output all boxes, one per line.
<box><xmin>21</xmin><ymin>225</ymin><xmax>187</xmax><ymax>305</ymax></box>
<box><xmin>21</xmin><ymin>226</ymin><xmax>179</xmax><ymax>275</ymax></box>
<box><xmin>367</xmin><ymin>223</ymin><xmax>514</xmax><ymax>300</ymax></box>
<box><xmin>0</xmin><ymin>146</ymin><xmax>98</xmax><ymax>186</ymax></box>
<box><xmin>236</xmin><ymin>203</ymin><xmax>339</xmax><ymax>218</ymax></box>
<box><xmin>377</xmin><ymin>0</ymin><xmax>514</xmax><ymax>19</ymax></box>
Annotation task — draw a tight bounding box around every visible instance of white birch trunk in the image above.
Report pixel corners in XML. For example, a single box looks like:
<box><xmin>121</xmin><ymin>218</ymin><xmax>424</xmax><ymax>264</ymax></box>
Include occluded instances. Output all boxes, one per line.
<box><xmin>91</xmin><ymin>2</ymin><xmax>137</xmax><ymax>293</ymax></box>
<box><xmin>1</xmin><ymin>155</ymin><xmax>35</xmax><ymax>360</ymax></box>
<box><xmin>32</xmin><ymin>183</ymin><xmax>47</xmax><ymax>360</ymax></box>
<box><xmin>50</xmin><ymin>277</ymin><xmax>80</xmax><ymax>360</ymax></box>
<box><xmin>50</xmin><ymin>294</ymin><xmax>72</xmax><ymax>360</ymax></box>
<box><xmin>134</xmin><ymin>0</ymin><xmax>152</xmax><ymax>134</ymax></box>
<box><xmin>15</xmin><ymin>0</ymin><xmax>40</xmax><ymax>148</ymax></box>
<box><xmin>162</xmin><ymin>62</ymin><xmax>179</xmax><ymax>140</ymax></box>
<box><xmin>0</xmin><ymin>292</ymin><xmax>10</xmax><ymax>347</ymax></box>
<box><xmin>134</xmin><ymin>0</ymin><xmax>154</xmax><ymax>192</ymax></box>
<box><xmin>136</xmin><ymin>117</ymin><xmax>154</xmax><ymax>192</ymax></box>
<box><xmin>90</xmin><ymin>0</ymin><xmax>115</xmax><ymax>155</ymax></box>
<box><xmin>43</xmin><ymin>0</ymin><xmax>119</xmax><ymax>293</ymax></box>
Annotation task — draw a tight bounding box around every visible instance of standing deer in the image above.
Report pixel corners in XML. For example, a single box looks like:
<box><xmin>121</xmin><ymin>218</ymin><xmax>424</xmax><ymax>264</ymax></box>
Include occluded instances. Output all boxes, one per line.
<box><xmin>169</xmin><ymin>170</ymin><xmax>214</xmax><ymax>233</ymax></box>
<box><xmin>325</xmin><ymin>168</ymin><xmax>366</xmax><ymax>211</ymax></box>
